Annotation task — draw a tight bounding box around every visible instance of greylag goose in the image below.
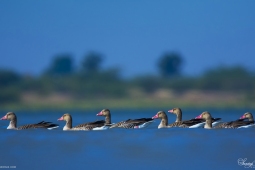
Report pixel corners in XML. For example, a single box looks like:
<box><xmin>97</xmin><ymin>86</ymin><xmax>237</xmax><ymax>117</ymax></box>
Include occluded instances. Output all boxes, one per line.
<box><xmin>109</xmin><ymin>115</ymin><xmax>153</xmax><ymax>129</ymax></box>
<box><xmin>195</xmin><ymin>111</ymin><xmax>255</xmax><ymax>129</ymax></box>
<box><xmin>168</xmin><ymin>108</ymin><xmax>221</xmax><ymax>128</ymax></box>
<box><xmin>152</xmin><ymin>110</ymin><xmax>207</xmax><ymax>129</ymax></box>
<box><xmin>238</xmin><ymin>112</ymin><xmax>255</xmax><ymax>128</ymax></box>
<box><xmin>0</xmin><ymin>112</ymin><xmax>59</xmax><ymax>130</ymax></box>
<box><xmin>95</xmin><ymin>109</ymin><xmax>114</xmax><ymax>130</ymax></box>
<box><xmin>57</xmin><ymin>112</ymin><xmax>109</xmax><ymax>131</ymax></box>
<box><xmin>152</xmin><ymin>111</ymin><xmax>169</xmax><ymax>129</ymax></box>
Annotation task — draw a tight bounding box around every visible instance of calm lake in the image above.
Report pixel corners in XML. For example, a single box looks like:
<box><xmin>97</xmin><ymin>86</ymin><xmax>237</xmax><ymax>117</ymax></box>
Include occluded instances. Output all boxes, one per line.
<box><xmin>1</xmin><ymin>108</ymin><xmax>255</xmax><ymax>170</ymax></box>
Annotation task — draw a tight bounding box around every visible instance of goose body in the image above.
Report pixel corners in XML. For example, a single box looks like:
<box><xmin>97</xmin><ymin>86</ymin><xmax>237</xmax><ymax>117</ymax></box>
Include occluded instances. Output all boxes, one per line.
<box><xmin>215</xmin><ymin>119</ymin><xmax>254</xmax><ymax>129</ymax></box>
<box><xmin>110</xmin><ymin>118</ymin><xmax>153</xmax><ymax>129</ymax></box>
<box><xmin>168</xmin><ymin>108</ymin><xmax>221</xmax><ymax>128</ymax></box>
<box><xmin>0</xmin><ymin>112</ymin><xmax>59</xmax><ymax>130</ymax></box>
<box><xmin>195</xmin><ymin>112</ymin><xmax>254</xmax><ymax>129</ymax></box>
<box><xmin>58</xmin><ymin>109</ymin><xmax>112</xmax><ymax>131</ymax></box>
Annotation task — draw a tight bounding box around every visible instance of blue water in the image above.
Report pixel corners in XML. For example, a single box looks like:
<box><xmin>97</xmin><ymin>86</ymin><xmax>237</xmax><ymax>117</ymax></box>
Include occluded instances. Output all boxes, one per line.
<box><xmin>1</xmin><ymin>108</ymin><xmax>255</xmax><ymax>170</ymax></box>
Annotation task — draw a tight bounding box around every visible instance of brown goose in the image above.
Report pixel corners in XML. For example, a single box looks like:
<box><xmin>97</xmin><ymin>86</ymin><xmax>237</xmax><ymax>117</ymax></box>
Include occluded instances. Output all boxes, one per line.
<box><xmin>0</xmin><ymin>112</ymin><xmax>59</xmax><ymax>130</ymax></box>
<box><xmin>57</xmin><ymin>111</ymin><xmax>109</xmax><ymax>131</ymax></box>
<box><xmin>152</xmin><ymin>110</ymin><xmax>211</xmax><ymax>129</ymax></box>
<box><xmin>95</xmin><ymin>109</ymin><xmax>114</xmax><ymax>130</ymax></box>
<box><xmin>195</xmin><ymin>112</ymin><xmax>255</xmax><ymax>129</ymax></box>
<box><xmin>168</xmin><ymin>108</ymin><xmax>221</xmax><ymax>128</ymax></box>
<box><xmin>152</xmin><ymin>111</ymin><xmax>169</xmax><ymax>128</ymax></box>
<box><xmin>238</xmin><ymin>112</ymin><xmax>255</xmax><ymax>128</ymax></box>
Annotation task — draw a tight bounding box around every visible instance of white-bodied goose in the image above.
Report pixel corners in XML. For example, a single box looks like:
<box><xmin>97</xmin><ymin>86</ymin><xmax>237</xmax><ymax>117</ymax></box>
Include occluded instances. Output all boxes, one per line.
<box><xmin>168</xmin><ymin>108</ymin><xmax>221</xmax><ymax>128</ymax></box>
<box><xmin>195</xmin><ymin>111</ymin><xmax>255</xmax><ymax>129</ymax></box>
<box><xmin>110</xmin><ymin>115</ymin><xmax>153</xmax><ymax>129</ymax></box>
<box><xmin>0</xmin><ymin>112</ymin><xmax>59</xmax><ymax>130</ymax></box>
<box><xmin>57</xmin><ymin>109</ymin><xmax>112</xmax><ymax>131</ymax></box>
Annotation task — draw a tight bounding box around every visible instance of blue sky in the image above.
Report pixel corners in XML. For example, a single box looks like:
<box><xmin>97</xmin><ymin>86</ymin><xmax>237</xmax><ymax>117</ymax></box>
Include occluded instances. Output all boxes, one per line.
<box><xmin>0</xmin><ymin>0</ymin><xmax>255</xmax><ymax>77</ymax></box>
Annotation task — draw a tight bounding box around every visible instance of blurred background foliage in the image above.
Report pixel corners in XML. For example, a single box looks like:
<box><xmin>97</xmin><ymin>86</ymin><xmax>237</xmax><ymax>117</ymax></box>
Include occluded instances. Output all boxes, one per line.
<box><xmin>1</xmin><ymin>51</ymin><xmax>255</xmax><ymax>108</ymax></box>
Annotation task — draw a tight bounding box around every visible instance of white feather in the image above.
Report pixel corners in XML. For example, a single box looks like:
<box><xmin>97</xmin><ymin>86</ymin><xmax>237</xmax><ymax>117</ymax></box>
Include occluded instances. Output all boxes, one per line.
<box><xmin>136</xmin><ymin>121</ymin><xmax>154</xmax><ymax>129</ymax></box>
<box><xmin>237</xmin><ymin>124</ymin><xmax>255</xmax><ymax>129</ymax></box>
<box><xmin>189</xmin><ymin>122</ymin><xmax>205</xmax><ymax>128</ymax></box>
<box><xmin>93</xmin><ymin>126</ymin><xmax>110</xmax><ymax>130</ymax></box>
<box><xmin>47</xmin><ymin>126</ymin><xmax>59</xmax><ymax>130</ymax></box>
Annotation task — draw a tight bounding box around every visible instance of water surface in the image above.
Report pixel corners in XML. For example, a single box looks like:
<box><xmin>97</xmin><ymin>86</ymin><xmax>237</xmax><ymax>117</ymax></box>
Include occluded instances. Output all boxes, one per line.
<box><xmin>1</xmin><ymin>109</ymin><xmax>254</xmax><ymax>170</ymax></box>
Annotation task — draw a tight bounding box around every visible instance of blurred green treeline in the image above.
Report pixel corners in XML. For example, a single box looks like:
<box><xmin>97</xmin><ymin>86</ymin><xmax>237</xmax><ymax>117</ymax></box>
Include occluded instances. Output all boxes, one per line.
<box><xmin>1</xmin><ymin>51</ymin><xmax>255</xmax><ymax>108</ymax></box>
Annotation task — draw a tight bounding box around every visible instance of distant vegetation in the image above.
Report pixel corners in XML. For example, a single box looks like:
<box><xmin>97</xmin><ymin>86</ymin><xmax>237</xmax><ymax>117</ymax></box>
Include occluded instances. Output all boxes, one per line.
<box><xmin>1</xmin><ymin>51</ymin><xmax>255</xmax><ymax>109</ymax></box>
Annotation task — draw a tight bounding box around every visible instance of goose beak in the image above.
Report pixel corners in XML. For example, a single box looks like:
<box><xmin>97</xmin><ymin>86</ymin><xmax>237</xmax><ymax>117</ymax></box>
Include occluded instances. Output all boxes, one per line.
<box><xmin>168</xmin><ymin>109</ymin><xmax>174</xmax><ymax>113</ymax></box>
<box><xmin>57</xmin><ymin>116</ymin><xmax>64</xmax><ymax>121</ymax></box>
<box><xmin>97</xmin><ymin>111</ymin><xmax>103</xmax><ymax>116</ymax></box>
<box><xmin>195</xmin><ymin>114</ymin><xmax>202</xmax><ymax>119</ymax></box>
<box><xmin>240</xmin><ymin>115</ymin><xmax>245</xmax><ymax>119</ymax></box>
<box><xmin>152</xmin><ymin>114</ymin><xmax>159</xmax><ymax>119</ymax></box>
<box><xmin>0</xmin><ymin>115</ymin><xmax>7</xmax><ymax>120</ymax></box>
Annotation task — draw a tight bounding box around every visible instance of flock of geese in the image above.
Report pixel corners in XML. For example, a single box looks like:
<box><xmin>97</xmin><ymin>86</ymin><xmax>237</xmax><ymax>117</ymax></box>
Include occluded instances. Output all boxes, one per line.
<box><xmin>0</xmin><ymin>108</ymin><xmax>254</xmax><ymax>130</ymax></box>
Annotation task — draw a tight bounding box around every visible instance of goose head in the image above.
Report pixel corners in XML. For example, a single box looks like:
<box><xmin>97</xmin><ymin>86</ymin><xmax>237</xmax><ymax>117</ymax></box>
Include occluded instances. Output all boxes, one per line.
<box><xmin>152</xmin><ymin>111</ymin><xmax>167</xmax><ymax>119</ymax></box>
<box><xmin>0</xmin><ymin>112</ymin><xmax>16</xmax><ymax>121</ymax></box>
<box><xmin>240</xmin><ymin>112</ymin><xmax>253</xmax><ymax>121</ymax></box>
<box><xmin>58</xmin><ymin>113</ymin><xmax>72</xmax><ymax>122</ymax></box>
<box><xmin>168</xmin><ymin>108</ymin><xmax>182</xmax><ymax>122</ymax></box>
<box><xmin>195</xmin><ymin>111</ymin><xmax>212</xmax><ymax>120</ymax></box>
<box><xmin>168</xmin><ymin>108</ymin><xmax>181</xmax><ymax>115</ymax></box>
<box><xmin>97</xmin><ymin>109</ymin><xmax>110</xmax><ymax>117</ymax></box>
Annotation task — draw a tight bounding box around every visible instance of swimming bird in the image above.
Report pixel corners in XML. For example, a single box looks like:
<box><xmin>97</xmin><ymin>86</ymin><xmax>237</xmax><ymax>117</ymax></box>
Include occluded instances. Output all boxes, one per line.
<box><xmin>0</xmin><ymin>112</ymin><xmax>59</xmax><ymax>130</ymax></box>
<box><xmin>152</xmin><ymin>111</ymin><xmax>169</xmax><ymax>129</ymax></box>
<box><xmin>168</xmin><ymin>108</ymin><xmax>221</xmax><ymax>128</ymax></box>
<box><xmin>152</xmin><ymin>110</ymin><xmax>207</xmax><ymax>129</ymax></box>
<box><xmin>195</xmin><ymin>111</ymin><xmax>255</xmax><ymax>129</ymax></box>
<box><xmin>57</xmin><ymin>110</ymin><xmax>112</xmax><ymax>131</ymax></box>
<box><xmin>94</xmin><ymin>108</ymin><xmax>114</xmax><ymax>130</ymax></box>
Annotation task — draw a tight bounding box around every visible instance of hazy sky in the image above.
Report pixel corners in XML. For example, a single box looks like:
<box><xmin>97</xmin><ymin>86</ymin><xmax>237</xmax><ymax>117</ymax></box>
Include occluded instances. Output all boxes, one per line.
<box><xmin>0</xmin><ymin>0</ymin><xmax>255</xmax><ymax>77</ymax></box>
